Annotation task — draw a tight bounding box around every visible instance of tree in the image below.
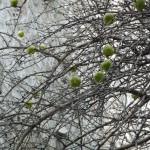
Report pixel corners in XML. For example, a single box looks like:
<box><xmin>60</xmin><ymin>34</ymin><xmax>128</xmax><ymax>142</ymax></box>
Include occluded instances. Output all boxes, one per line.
<box><xmin>0</xmin><ymin>0</ymin><xmax>149</xmax><ymax>149</ymax></box>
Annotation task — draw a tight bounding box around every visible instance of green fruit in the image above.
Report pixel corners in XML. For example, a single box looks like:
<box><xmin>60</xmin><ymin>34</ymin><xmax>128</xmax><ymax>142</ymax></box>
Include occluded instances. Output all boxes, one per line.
<box><xmin>93</xmin><ymin>71</ymin><xmax>105</xmax><ymax>83</ymax></box>
<box><xmin>26</xmin><ymin>45</ymin><xmax>36</xmax><ymax>54</ymax></box>
<box><xmin>103</xmin><ymin>13</ymin><xmax>114</xmax><ymax>25</ymax></box>
<box><xmin>69</xmin><ymin>65</ymin><xmax>77</xmax><ymax>72</ymax></box>
<box><xmin>100</xmin><ymin>60</ymin><xmax>112</xmax><ymax>72</ymax></box>
<box><xmin>134</xmin><ymin>0</ymin><xmax>145</xmax><ymax>11</ymax></box>
<box><xmin>40</xmin><ymin>44</ymin><xmax>46</xmax><ymax>50</ymax></box>
<box><xmin>24</xmin><ymin>100</ymin><xmax>32</xmax><ymax>109</ymax></box>
<box><xmin>10</xmin><ymin>0</ymin><xmax>18</xmax><ymax>7</ymax></box>
<box><xmin>18</xmin><ymin>30</ymin><xmax>24</xmax><ymax>37</ymax></box>
<box><xmin>131</xmin><ymin>94</ymin><xmax>138</xmax><ymax>100</ymax></box>
<box><xmin>69</xmin><ymin>76</ymin><xmax>81</xmax><ymax>88</ymax></box>
<box><xmin>102</xmin><ymin>44</ymin><xmax>114</xmax><ymax>57</ymax></box>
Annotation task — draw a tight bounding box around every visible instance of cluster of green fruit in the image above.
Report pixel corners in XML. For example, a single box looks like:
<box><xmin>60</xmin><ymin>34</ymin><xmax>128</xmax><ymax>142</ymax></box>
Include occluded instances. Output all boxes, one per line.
<box><xmin>93</xmin><ymin>44</ymin><xmax>114</xmax><ymax>83</ymax></box>
<box><xmin>26</xmin><ymin>44</ymin><xmax>46</xmax><ymax>54</ymax></box>
<box><xmin>17</xmin><ymin>30</ymin><xmax>46</xmax><ymax>54</ymax></box>
<box><xmin>10</xmin><ymin>1</ymin><xmax>47</xmax><ymax>55</ymax></box>
<box><xmin>68</xmin><ymin>44</ymin><xmax>114</xmax><ymax>87</ymax></box>
<box><xmin>17</xmin><ymin>29</ymin><xmax>45</xmax><ymax>54</ymax></box>
<box><xmin>68</xmin><ymin>64</ymin><xmax>81</xmax><ymax>88</ymax></box>
<box><xmin>100</xmin><ymin>44</ymin><xmax>114</xmax><ymax>71</ymax></box>
<box><xmin>102</xmin><ymin>0</ymin><xmax>145</xmax><ymax>25</ymax></box>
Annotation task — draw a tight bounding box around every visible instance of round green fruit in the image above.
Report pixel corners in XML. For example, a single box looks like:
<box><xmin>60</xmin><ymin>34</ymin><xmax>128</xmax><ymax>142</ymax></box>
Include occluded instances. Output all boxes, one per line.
<box><xmin>93</xmin><ymin>71</ymin><xmax>105</xmax><ymax>83</ymax></box>
<box><xmin>131</xmin><ymin>94</ymin><xmax>138</xmax><ymax>100</ymax></box>
<box><xmin>100</xmin><ymin>60</ymin><xmax>112</xmax><ymax>72</ymax></box>
<box><xmin>103</xmin><ymin>13</ymin><xmax>114</xmax><ymax>25</ymax></box>
<box><xmin>102</xmin><ymin>44</ymin><xmax>114</xmax><ymax>57</ymax></box>
<box><xmin>40</xmin><ymin>44</ymin><xmax>46</xmax><ymax>50</ymax></box>
<box><xmin>68</xmin><ymin>76</ymin><xmax>81</xmax><ymax>88</ymax></box>
<box><xmin>26</xmin><ymin>45</ymin><xmax>36</xmax><ymax>54</ymax></box>
<box><xmin>134</xmin><ymin>0</ymin><xmax>145</xmax><ymax>11</ymax></box>
<box><xmin>24</xmin><ymin>100</ymin><xmax>32</xmax><ymax>109</ymax></box>
<box><xmin>18</xmin><ymin>30</ymin><xmax>24</xmax><ymax>37</ymax></box>
<box><xmin>10</xmin><ymin>0</ymin><xmax>18</xmax><ymax>7</ymax></box>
